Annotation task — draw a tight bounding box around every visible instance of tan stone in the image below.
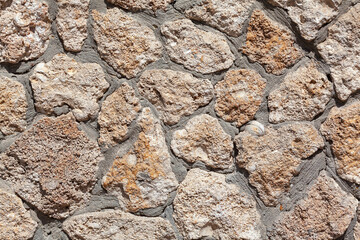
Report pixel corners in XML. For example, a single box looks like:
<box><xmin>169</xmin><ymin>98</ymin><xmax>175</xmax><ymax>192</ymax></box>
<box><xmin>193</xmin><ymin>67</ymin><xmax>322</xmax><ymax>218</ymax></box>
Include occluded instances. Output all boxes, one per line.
<box><xmin>106</xmin><ymin>0</ymin><xmax>173</xmax><ymax>12</ymax></box>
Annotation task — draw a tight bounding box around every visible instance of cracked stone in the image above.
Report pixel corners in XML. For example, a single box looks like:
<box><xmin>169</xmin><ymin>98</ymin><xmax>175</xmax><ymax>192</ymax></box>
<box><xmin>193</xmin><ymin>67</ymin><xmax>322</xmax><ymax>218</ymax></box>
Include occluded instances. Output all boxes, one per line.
<box><xmin>106</xmin><ymin>0</ymin><xmax>173</xmax><ymax>12</ymax></box>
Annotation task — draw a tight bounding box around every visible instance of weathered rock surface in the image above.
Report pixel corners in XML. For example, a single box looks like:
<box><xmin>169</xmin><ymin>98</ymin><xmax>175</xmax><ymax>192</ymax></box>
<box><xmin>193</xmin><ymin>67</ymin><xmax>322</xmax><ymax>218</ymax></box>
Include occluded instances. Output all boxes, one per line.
<box><xmin>215</xmin><ymin>69</ymin><xmax>266</xmax><ymax>127</ymax></box>
<box><xmin>106</xmin><ymin>0</ymin><xmax>173</xmax><ymax>12</ymax></box>
<box><xmin>235</xmin><ymin>123</ymin><xmax>324</xmax><ymax>206</ymax></box>
<box><xmin>138</xmin><ymin>69</ymin><xmax>213</xmax><ymax>125</ymax></box>
<box><xmin>102</xmin><ymin>108</ymin><xmax>178</xmax><ymax>212</ymax></box>
<box><xmin>242</xmin><ymin>10</ymin><xmax>303</xmax><ymax>75</ymax></box>
<box><xmin>30</xmin><ymin>54</ymin><xmax>109</xmax><ymax>121</ymax></box>
<box><xmin>92</xmin><ymin>8</ymin><xmax>163</xmax><ymax>78</ymax></box>
<box><xmin>268</xmin><ymin>60</ymin><xmax>332</xmax><ymax>123</ymax></box>
<box><xmin>173</xmin><ymin>168</ymin><xmax>263</xmax><ymax>240</ymax></box>
<box><xmin>0</xmin><ymin>0</ymin><xmax>51</xmax><ymax>63</ymax></box>
<box><xmin>318</xmin><ymin>3</ymin><xmax>360</xmax><ymax>101</ymax></box>
<box><xmin>0</xmin><ymin>114</ymin><xmax>104</xmax><ymax>219</ymax></box>
<box><xmin>354</xmin><ymin>206</ymin><xmax>360</xmax><ymax>240</ymax></box>
<box><xmin>269</xmin><ymin>171</ymin><xmax>358</xmax><ymax>239</ymax></box>
<box><xmin>161</xmin><ymin>19</ymin><xmax>235</xmax><ymax>74</ymax></box>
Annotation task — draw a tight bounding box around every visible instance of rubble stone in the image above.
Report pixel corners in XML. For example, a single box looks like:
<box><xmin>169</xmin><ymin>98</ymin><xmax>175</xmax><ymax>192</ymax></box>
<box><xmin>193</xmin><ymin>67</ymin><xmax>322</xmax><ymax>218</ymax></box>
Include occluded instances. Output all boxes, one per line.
<box><xmin>106</xmin><ymin>0</ymin><xmax>173</xmax><ymax>12</ymax></box>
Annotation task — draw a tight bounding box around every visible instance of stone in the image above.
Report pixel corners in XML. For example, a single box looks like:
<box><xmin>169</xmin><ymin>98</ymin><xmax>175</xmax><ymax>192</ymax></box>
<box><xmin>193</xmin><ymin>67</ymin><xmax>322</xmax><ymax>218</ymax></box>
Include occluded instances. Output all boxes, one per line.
<box><xmin>30</xmin><ymin>54</ymin><xmax>109</xmax><ymax>122</ymax></box>
<box><xmin>320</xmin><ymin>102</ymin><xmax>360</xmax><ymax>184</ymax></box>
<box><xmin>56</xmin><ymin>0</ymin><xmax>90</xmax><ymax>52</ymax></box>
<box><xmin>161</xmin><ymin>19</ymin><xmax>235</xmax><ymax>74</ymax></box>
<box><xmin>354</xmin><ymin>206</ymin><xmax>360</xmax><ymax>240</ymax></box>
<box><xmin>0</xmin><ymin>0</ymin><xmax>51</xmax><ymax>63</ymax></box>
<box><xmin>98</xmin><ymin>83</ymin><xmax>141</xmax><ymax>148</ymax></box>
<box><xmin>242</xmin><ymin>10</ymin><xmax>303</xmax><ymax>75</ymax></box>
<box><xmin>235</xmin><ymin>123</ymin><xmax>324</xmax><ymax>206</ymax></box>
<box><xmin>92</xmin><ymin>8</ymin><xmax>163</xmax><ymax>78</ymax></box>
<box><xmin>269</xmin><ymin>171</ymin><xmax>358</xmax><ymax>239</ymax></box>
<box><xmin>106</xmin><ymin>0</ymin><xmax>173</xmax><ymax>12</ymax></box>
<box><xmin>173</xmin><ymin>168</ymin><xmax>263</xmax><ymax>240</ymax></box>
<box><xmin>0</xmin><ymin>114</ymin><xmax>104</xmax><ymax>219</ymax></box>
<box><xmin>102</xmin><ymin>108</ymin><xmax>178</xmax><ymax>212</ymax></box>
<box><xmin>171</xmin><ymin>114</ymin><xmax>233</xmax><ymax>170</ymax></box>
<box><xmin>0</xmin><ymin>76</ymin><xmax>28</xmax><ymax>136</ymax></box>
<box><xmin>268</xmin><ymin>60</ymin><xmax>332</xmax><ymax>123</ymax></box>
<box><xmin>63</xmin><ymin>210</ymin><xmax>176</xmax><ymax>240</ymax></box>
<box><xmin>317</xmin><ymin>4</ymin><xmax>360</xmax><ymax>101</ymax></box>
<box><xmin>0</xmin><ymin>0</ymin><xmax>10</xmax><ymax>8</ymax></box>
<box><xmin>215</xmin><ymin>69</ymin><xmax>266</xmax><ymax>127</ymax></box>
<box><xmin>137</xmin><ymin>69</ymin><xmax>214</xmax><ymax>125</ymax></box>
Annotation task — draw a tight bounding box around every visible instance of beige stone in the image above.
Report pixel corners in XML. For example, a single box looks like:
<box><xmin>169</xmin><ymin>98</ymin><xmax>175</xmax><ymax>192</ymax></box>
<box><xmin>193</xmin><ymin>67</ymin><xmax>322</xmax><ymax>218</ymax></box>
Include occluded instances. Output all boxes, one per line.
<box><xmin>354</xmin><ymin>205</ymin><xmax>360</xmax><ymax>240</ymax></box>
<box><xmin>106</xmin><ymin>0</ymin><xmax>173</xmax><ymax>12</ymax></box>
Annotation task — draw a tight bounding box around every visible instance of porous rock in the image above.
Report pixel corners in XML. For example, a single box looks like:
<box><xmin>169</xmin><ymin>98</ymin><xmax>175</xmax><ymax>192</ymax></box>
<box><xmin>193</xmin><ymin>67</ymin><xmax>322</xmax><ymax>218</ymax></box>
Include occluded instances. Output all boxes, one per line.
<box><xmin>106</xmin><ymin>0</ymin><xmax>173</xmax><ymax>12</ymax></box>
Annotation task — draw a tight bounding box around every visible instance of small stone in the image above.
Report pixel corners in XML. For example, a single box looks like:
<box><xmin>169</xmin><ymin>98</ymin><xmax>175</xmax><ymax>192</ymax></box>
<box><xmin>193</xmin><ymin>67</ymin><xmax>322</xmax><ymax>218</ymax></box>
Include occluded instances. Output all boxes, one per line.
<box><xmin>30</xmin><ymin>54</ymin><xmax>109</xmax><ymax>122</ymax></box>
<box><xmin>0</xmin><ymin>0</ymin><xmax>51</xmax><ymax>63</ymax></box>
<box><xmin>138</xmin><ymin>69</ymin><xmax>214</xmax><ymax>125</ymax></box>
<box><xmin>63</xmin><ymin>210</ymin><xmax>176</xmax><ymax>240</ymax></box>
<box><xmin>215</xmin><ymin>69</ymin><xmax>266</xmax><ymax>127</ymax></box>
<box><xmin>268</xmin><ymin>60</ymin><xmax>332</xmax><ymax>123</ymax></box>
<box><xmin>0</xmin><ymin>76</ymin><xmax>28</xmax><ymax>136</ymax></box>
<box><xmin>317</xmin><ymin>3</ymin><xmax>360</xmax><ymax>101</ymax></box>
<box><xmin>161</xmin><ymin>19</ymin><xmax>235</xmax><ymax>74</ymax></box>
<box><xmin>244</xmin><ymin>121</ymin><xmax>265</xmax><ymax>136</ymax></box>
<box><xmin>242</xmin><ymin>10</ymin><xmax>303</xmax><ymax>75</ymax></box>
<box><xmin>269</xmin><ymin>171</ymin><xmax>358</xmax><ymax>239</ymax></box>
<box><xmin>171</xmin><ymin>114</ymin><xmax>233</xmax><ymax>170</ymax></box>
<box><xmin>102</xmin><ymin>108</ymin><xmax>178</xmax><ymax>212</ymax></box>
<box><xmin>173</xmin><ymin>168</ymin><xmax>264</xmax><ymax>240</ymax></box>
<box><xmin>235</xmin><ymin>123</ymin><xmax>324</xmax><ymax>206</ymax></box>
<box><xmin>320</xmin><ymin>102</ymin><xmax>360</xmax><ymax>184</ymax></box>
<box><xmin>106</xmin><ymin>0</ymin><xmax>173</xmax><ymax>12</ymax></box>
<box><xmin>0</xmin><ymin>114</ymin><xmax>104</xmax><ymax>219</ymax></box>
<box><xmin>92</xmin><ymin>8</ymin><xmax>163</xmax><ymax>78</ymax></box>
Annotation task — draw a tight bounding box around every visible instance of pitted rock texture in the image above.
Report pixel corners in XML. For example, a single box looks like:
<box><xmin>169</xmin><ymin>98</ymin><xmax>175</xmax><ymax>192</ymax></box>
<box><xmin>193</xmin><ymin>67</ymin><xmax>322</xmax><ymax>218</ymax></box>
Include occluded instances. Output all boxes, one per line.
<box><xmin>0</xmin><ymin>0</ymin><xmax>51</xmax><ymax>63</ymax></box>
<box><xmin>0</xmin><ymin>114</ymin><xmax>104</xmax><ymax>219</ymax></box>
<box><xmin>235</xmin><ymin>123</ymin><xmax>324</xmax><ymax>206</ymax></box>
<box><xmin>242</xmin><ymin>10</ymin><xmax>303</xmax><ymax>75</ymax></box>
<box><xmin>268</xmin><ymin>60</ymin><xmax>332</xmax><ymax>123</ymax></box>
<box><xmin>173</xmin><ymin>168</ymin><xmax>263</xmax><ymax>240</ymax></box>
<box><xmin>30</xmin><ymin>54</ymin><xmax>109</xmax><ymax>122</ymax></box>
<box><xmin>215</xmin><ymin>69</ymin><xmax>266</xmax><ymax>127</ymax></box>
<box><xmin>102</xmin><ymin>108</ymin><xmax>178</xmax><ymax>212</ymax></box>
<box><xmin>138</xmin><ymin>69</ymin><xmax>214</xmax><ymax>125</ymax></box>
<box><xmin>161</xmin><ymin>19</ymin><xmax>235</xmax><ymax>74</ymax></box>
<box><xmin>171</xmin><ymin>114</ymin><xmax>233</xmax><ymax>170</ymax></box>
<box><xmin>92</xmin><ymin>8</ymin><xmax>163</xmax><ymax>78</ymax></box>
<box><xmin>106</xmin><ymin>0</ymin><xmax>173</xmax><ymax>12</ymax></box>
<box><xmin>269</xmin><ymin>171</ymin><xmax>358</xmax><ymax>239</ymax></box>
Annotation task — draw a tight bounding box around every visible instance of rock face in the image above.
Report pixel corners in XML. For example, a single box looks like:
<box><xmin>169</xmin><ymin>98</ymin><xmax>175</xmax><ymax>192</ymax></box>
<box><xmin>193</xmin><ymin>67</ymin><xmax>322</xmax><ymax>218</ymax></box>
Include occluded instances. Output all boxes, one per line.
<box><xmin>30</xmin><ymin>54</ymin><xmax>109</xmax><ymax>122</ymax></box>
<box><xmin>0</xmin><ymin>114</ymin><xmax>104</xmax><ymax>219</ymax></box>
<box><xmin>102</xmin><ymin>108</ymin><xmax>178</xmax><ymax>212</ymax></box>
<box><xmin>318</xmin><ymin>3</ymin><xmax>360</xmax><ymax>101</ymax></box>
<box><xmin>138</xmin><ymin>69</ymin><xmax>214</xmax><ymax>125</ymax></box>
<box><xmin>106</xmin><ymin>0</ymin><xmax>173</xmax><ymax>12</ymax></box>
<box><xmin>63</xmin><ymin>210</ymin><xmax>176</xmax><ymax>240</ymax></box>
<box><xmin>242</xmin><ymin>10</ymin><xmax>303</xmax><ymax>75</ymax></box>
<box><xmin>92</xmin><ymin>8</ymin><xmax>163</xmax><ymax>78</ymax></box>
<box><xmin>268</xmin><ymin>60</ymin><xmax>332</xmax><ymax>123</ymax></box>
<box><xmin>269</xmin><ymin>171</ymin><xmax>358</xmax><ymax>239</ymax></box>
<box><xmin>215</xmin><ymin>69</ymin><xmax>266</xmax><ymax>127</ymax></box>
<box><xmin>0</xmin><ymin>76</ymin><xmax>28</xmax><ymax>136</ymax></box>
<box><xmin>0</xmin><ymin>0</ymin><xmax>51</xmax><ymax>63</ymax></box>
<box><xmin>173</xmin><ymin>168</ymin><xmax>263</xmax><ymax>240</ymax></box>
<box><xmin>171</xmin><ymin>114</ymin><xmax>233</xmax><ymax>170</ymax></box>
<box><xmin>320</xmin><ymin>102</ymin><xmax>360</xmax><ymax>184</ymax></box>
<box><xmin>235</xmin><ymin>123</ymin><xmax>324</xmax><ymax>206</ymax></box>
<box><xmin>161</xmin><ymin>19</ymin><xmax>235</xmax><ymax>74</ymax></box>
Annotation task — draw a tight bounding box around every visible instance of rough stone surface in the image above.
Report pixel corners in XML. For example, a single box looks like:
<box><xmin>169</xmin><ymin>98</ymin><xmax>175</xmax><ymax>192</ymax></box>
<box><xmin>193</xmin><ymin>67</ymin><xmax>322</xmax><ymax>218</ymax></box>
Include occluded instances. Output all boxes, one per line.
<box><xmin>268</xmin><ymin>60</ymin><xmax>332</xmax><ymax>123</ymax></box>
<box><xmin>242</xmin><ymin>10</ymin><xmax>303</xmax><ymax>75</ymax></box>
<box><xmin>161</xmin><ymin>19</ymin><xmax>235</xmax><ymax>74</ymax></box>
<box><xmin>173</xmin><ymin>168</ymin><xmax>263</xmax><ymax>240</ymax></box>
<box><xmin>0</xmin><ymin>0</ymin><xmax>51</xmax><ymax>63</ymax></box>
<box><xmin>92</xmin><ymin>8</ymin><xmax>163</xmax><ymax>78</ymax></box>
<box><xmin>269</xmin><ymin>171</ymin><xmax>358</xmax><ymax>239</ymax></box>
<box><xmin>138</xmin><ymin>69</ymin><xmax>214</xmax><ymax>125</ymax></box>
<box><xmin>318</xmin><ymin>3</ymin><xmax>360</xmax><ymax>101</ymax></box>
<box><xmin>30</xmin><ymin>54</ymin><xmax>109</xmax><ymax>122</ymax></box>
<box><xmin>354</xmin><ymin>206</ymin><xmax>360</xmax><ymax>240</ymax></box>
<box><xmin>63</xmin><ymin>210</ymin><xmax>176</xmax><ymax>240</ymax></box>
<box><xmin>235</xmin><ymin>123</ymin><xmax>324</xmax><ymax>206</ymax></box>
<box><xmin>102</xmin><ymin>108</ymin><xmax>178</xmax><ymax>212</ymax></box>
<box><xmin>106</xmin><ymin>0</ymin><xmax>173</xmax><ymax>12</ymax></box>
<box><xmin>0</xmin><ymin>114</ymin><xmax>104</xmax><ymax>219</ymax></box>
<box><xmin>215</xmin><ymin>69</ymin><xmax>266</xmax><ymax>127</ymax></box>
<box><xmin>171</xmin><ymin>114</ymin><xmax>233</xmax><ymax>170</ymax></box>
